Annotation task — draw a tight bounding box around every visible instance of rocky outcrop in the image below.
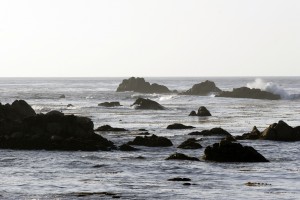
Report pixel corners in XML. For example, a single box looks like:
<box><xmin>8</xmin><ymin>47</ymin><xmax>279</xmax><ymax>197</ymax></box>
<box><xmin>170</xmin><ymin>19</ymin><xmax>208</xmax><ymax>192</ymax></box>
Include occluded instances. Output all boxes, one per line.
<box><xmin>189</xmin><ymin>106</ymin><xmax>211</xmax><ymax>116</ymax></box>
<box><xmin>181</xmin><ymin>80</ymin><xmax>222</xmax><ymax>95</ymax></box>
<box><xmin>0</xmin><ymin>100</ymin><xmax>115</xmax><ymax>151</ymax></box>
<box><xmin>177</xmin><ymin>138</ymin><xmax>202</xmax><ymax>149</ymax></box>
<box><xmin>236</xmin><ymin>121</ymin><xmax>300</xmax><ymax>141</ymax></box>
<box><xmin>217</xmin><ymin>87</ymin><xmax>280</xmax><ymax>100</ymax></box>
<box><xmin>166</xmin><ymin>152</ymin><xmax>199</xmax><ymax>161</ymax></box>
<box><xmin>98</xmin><ymin>102</ymin><xmax>122</xmax><ymax>107</ymax></box>
<box><xmin>131</xmin><ymin>98</ymin><xmax>165</xmax><ymax>110</ymax></box>
<box><xmin>188</xmin><ymin>128</ymin><xmax>231</xmax><ymax>136</ymax></box>
<box><xmin>116</xmin><ymin>77</ymin><xmax>171</xmax><ymax>93</ymax></box>
<box><xmin>168</xmin><ymin>177</ymin><xmax>191</xmax><ymax>182</ymax></box>
<box><xmin>203</xmin><ymin>140</ymin><xmax>269</xmax><ymax>162</ymax></box>
<box><xmin>167</xmin><ymin>123</ymin><xmax>195</xmax><ymax>130</ymax></box>
<box><xmin>127</xmin><ymin>134</ymin><xmax>173</xmax><ymax>147</ymax></box>
<box><xmin>95</xmin><ymin>125</ymin><xmax>128</xmax><ymax>132</ymax></box>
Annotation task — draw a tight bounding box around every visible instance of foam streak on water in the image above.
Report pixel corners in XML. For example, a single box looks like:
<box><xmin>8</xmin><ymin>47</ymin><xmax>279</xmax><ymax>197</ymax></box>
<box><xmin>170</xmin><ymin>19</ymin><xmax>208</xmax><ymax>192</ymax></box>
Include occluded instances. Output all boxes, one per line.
<box><xmin>0</xmin><ymin>77</ymin><xmax>299</xmax><ymax>199</ymax></box>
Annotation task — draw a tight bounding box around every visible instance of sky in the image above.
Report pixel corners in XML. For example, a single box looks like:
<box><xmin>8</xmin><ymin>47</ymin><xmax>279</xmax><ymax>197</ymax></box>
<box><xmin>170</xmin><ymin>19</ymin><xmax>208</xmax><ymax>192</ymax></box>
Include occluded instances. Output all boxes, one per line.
<box><xmin>0</xmin><ymin>0</ymin><xmax>299</xmax><ymax>77</ymax></box>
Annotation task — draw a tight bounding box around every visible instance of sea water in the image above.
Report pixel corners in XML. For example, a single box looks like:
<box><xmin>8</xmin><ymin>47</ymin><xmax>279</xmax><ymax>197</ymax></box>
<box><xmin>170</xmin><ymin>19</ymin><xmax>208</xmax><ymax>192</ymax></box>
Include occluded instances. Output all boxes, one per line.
<box><xmin>0</xmin><ymin>77</ymin><xmax>299</xmax><ymax>199</ymax></box>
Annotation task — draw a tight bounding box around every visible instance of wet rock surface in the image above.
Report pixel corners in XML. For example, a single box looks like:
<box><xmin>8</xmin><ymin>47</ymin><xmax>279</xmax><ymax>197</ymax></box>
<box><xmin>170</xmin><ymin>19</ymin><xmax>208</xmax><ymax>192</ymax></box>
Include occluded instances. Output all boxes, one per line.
<box><xmin>166</xmin><ymin>152</ymin><xmax>199</xmax><ymax>161</ymax></box>
<box><xmin>127</xmin><ymin>134</ymin><xmax>173</xmax><ymax>147</ymax></box>
<box><xmin>181</xmin><ymin>80</ymin><xmax>222</xmax><ymax>95</ymax></box>
<box><xmin>98</xmin><ymin>102</ymin><xmax>122</xmax><ymax>107</ymax></box>
<box><xmin>131</xmin><ymin>98</ymin><xmax>165</xmax><ymax>110</ymax></box>
<box><xmin>167</xmin><ymin>123</ymin><xmax>195</xmax><ymax>130</ymax></box>
<box><xmin>217</xmin><ymin>87</ymin><xmax>280</xmax><ymax>100</ymax></box>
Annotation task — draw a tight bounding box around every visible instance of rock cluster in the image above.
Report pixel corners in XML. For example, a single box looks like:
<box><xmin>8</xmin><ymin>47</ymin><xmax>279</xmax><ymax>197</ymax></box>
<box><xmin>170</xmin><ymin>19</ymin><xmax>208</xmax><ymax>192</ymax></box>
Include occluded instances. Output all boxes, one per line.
<box><xmin>0</xmin><ymin>100</ymin><xmax>115</xmax><ymax>151</ymax></box>
<box><xmin>237</xmin><ymin>121</ymin><xmax>300</xmax><ymax>141</ymax></box>
<box><xmin>189</xmin><ymin>106</ymin><xmax>211</xmax><ymax>116</ymax></box>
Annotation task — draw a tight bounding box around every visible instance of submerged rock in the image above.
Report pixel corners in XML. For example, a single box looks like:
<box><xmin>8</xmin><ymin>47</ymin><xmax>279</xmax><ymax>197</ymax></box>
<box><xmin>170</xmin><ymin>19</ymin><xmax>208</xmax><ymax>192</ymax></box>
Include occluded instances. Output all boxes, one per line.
<box><xmin>98</xmin><ymin>102</ymin><xmax>122</xmax><ymax>107</ymax></box>
<box><xmin>127</xmin><ymin>134</ymin><xmax>173</xmax><ymax>147</ymax></box>
<box><xmin>119</xmin><ymin>144</ymin><xmax>139</xmax><ymax>151</ymax></box>
<box><xmin>177</xmin><ymin>138</ymin><xmax>202</xmax><ymax>149</ymax></box>
<box><xmin>168</xmin><ymin>177</ymin><xmax>191</xmax><ymax>182</ymax></box>
<box><xmin>95</xmin><ymin>125</ymin><xmax>128</xmax><ymax>132</ymax></box>
<box><xmin>131</xmin><ymin>98</ymin><xmax>165</xmax><ymax>110</ymax></box>
<box><xmin>166</xmin><ymin>152</ymin><xmax>199</xmax><ymax>161</ymax></box>
<box><xmin>203</xmin><ymin>140</ymin><xmax>269</xmax><ymax>162</ymax></box>
<box><xmin>116</xmin><ymin>77</ymin><xmax>171</xmax><ymax>93</ymax></box>
<box><xmin>167</xmin><ymin>123</ymin><xmax>195</xmax><ymax>130</ymax></box>
<box><xmin>236</xmin><ymin>126</ymin><xmax>261</xmax><ymax>140</ymax></box>
<box><xmin>188</xmin><ymin>128</ymin><xmax>231</xmax><ymax>136</ymax></box>
<box><xmin>217</xmin><ymin>87</ymin><xmax>280</xmax><ymax>100</ymax></box>
<box><xmin>0</xmin><ymin>100</ymin><xmax>115</xmax><ymax>151</ymax></box>
<box><xmin>189</xmin><ymin>106</ymin><xmax>212</xmax><ymax>116</ymax></box>
<box><xmin>181</xmin><ymin>80</ymin><xmax>222</xmax><ymax>95</ymax></box>
<box><xmin>59</xmin><ymin>94</ymin><xmax>66</xmax><ymax>98</ymax></box>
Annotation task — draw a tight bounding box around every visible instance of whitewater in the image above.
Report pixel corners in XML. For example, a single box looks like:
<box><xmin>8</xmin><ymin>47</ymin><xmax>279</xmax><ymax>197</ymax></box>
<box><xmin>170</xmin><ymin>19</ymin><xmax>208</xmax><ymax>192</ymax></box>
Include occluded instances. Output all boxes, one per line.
<box><xmin>0</xmin><ymin>77</ymin><xmax>299</xmax><ymax>199</ymax></box>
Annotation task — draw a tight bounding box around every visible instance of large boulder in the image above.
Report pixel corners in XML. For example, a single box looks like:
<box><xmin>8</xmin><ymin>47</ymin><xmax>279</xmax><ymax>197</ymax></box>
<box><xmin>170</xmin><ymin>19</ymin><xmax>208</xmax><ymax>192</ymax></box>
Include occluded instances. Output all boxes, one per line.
<box><xmin>181</xmin><ymin>80</ymin><xmax>222</xmax><ymax>95</ymax></box>
<box><xmin>0</xmin><ymin>100</ymin><xmax>115</xmax><ymax>151</ymax></box>
<box><xmin>188</xmin><ymin>127</ymin><xmax>231</xmax><ymax>136</ymax></box>
<box><xmin>235</xmin><ymin>121</ymin><xmax>300</xmax><ymax>141</ymax></box>
<box><xmin>116</xmin><ymin>77</ymin><xmax>171</xmax><ymax>93</ymax></box>
<box><xmin>217</xmin><ymin>87</ymin><xmax>280</xmax><ymax>100</ymax></box>
<box><xmin>260</xmin><ymin>120</ymin><xmax>300</xmax><ymax>141</ymax></box>
<box><xmin>127</xmin><ymin>134</ymin><xmax>173</xmax><ymax>147</ymax></box>
<box><xmin>203</xmin><ymin>140</ymin><xmax>269</xmax><ymax>162</ymax></box>
<box><xmin>189</xmin><ymin>106</ymin><xmax>211</xmax><ymax>116</ymax></box>
<box><xmin>98</xmin><ymin>102</ymin><xmax>122</xmax><ymax>107</ymax></box>
<box><xmin>131</xmin><ymin>98</ymin><xmax>165</xmax><ymax>110</ymax></box>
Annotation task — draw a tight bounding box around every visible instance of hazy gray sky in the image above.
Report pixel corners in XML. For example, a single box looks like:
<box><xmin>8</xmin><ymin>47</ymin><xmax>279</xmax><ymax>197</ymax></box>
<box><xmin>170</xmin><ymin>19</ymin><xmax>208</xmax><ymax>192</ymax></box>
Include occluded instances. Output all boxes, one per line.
<box><xmin>0</xmin><ymin>0</ymin><xmax>299</xmax><ymax>77</ymax></box>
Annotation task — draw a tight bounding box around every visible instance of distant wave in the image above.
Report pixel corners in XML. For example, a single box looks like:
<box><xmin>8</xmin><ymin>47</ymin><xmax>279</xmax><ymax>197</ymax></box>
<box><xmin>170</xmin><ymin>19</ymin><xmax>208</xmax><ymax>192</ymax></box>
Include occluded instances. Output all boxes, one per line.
<box><xmin>247</xmin><ymin>78</ymin><xmax>300</xmax><ymax>100</ymax></box>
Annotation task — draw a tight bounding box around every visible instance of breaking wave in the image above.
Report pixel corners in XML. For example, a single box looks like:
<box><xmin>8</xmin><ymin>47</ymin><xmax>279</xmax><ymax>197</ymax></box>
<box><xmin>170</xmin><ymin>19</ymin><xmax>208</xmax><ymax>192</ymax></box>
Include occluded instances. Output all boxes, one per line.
<box><xmin>247</xmin><ymin>78</ymin><xmax>300</xmax><ymax>100</ymax></box>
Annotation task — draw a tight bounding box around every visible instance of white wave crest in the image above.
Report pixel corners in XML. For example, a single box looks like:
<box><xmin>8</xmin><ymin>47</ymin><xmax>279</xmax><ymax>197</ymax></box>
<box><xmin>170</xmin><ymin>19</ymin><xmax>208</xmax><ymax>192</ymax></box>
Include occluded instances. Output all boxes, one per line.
<box><xmin>246</xmin><ymin>78</ymin><xmax>300</xmax><ymax>100</ymax></box>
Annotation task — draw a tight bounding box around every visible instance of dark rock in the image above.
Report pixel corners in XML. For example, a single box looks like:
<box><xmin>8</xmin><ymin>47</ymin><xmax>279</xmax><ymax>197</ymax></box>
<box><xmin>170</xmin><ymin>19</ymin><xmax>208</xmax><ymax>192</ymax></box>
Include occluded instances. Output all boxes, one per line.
<box><xmin>188</xmin><ymin>128</ymin><xmax>231</xmax><ymax>136</ymax></box>
<box><xmin>168</xmin><ymin>177</ymin><xmax>191</xmax><ymax>182</ymax></box>
<box><xmin>95</xmin><ymin>125</ymin><xmax>128</xmax><ymax>132</ymax></box>
<box><xmin>222</xmin><ymin>135</ymin><xmax>236</xmax><ymax>142</ymax></box>
<box><xmin>189</xmin><ymin>111</ymin><xmax>197</xmax><ymax>116</ymax></box>
<box><xmin>166</xmin><ymin>152</ymin><xmax>199</xmax><ymax>161</ymax></box>
<box><xmin>178</xmin><ymin>138</ymin><xmax>202</xmax><ymax>149</ymax></box>
<box><xmin>183</xmin><ymin>183</ymin><xmax>192</xmax><ymax>186</ymax></box>
<box><xmin>138</xmin><ymin>129</ymin><xmax>147</xmax><ymax>131</ymax></box>
<box><xmin>119</xmin><ymin>144</ymin><xmax>139</xmax><ymax>151</ymax></box>
<box><xmin>236</xmin><ymin>126</ymin><xmax>261</xmax><ymax>140</ymax></box>
<box><xmin>131</xmin><ymin>98</ymin><xmax>165</xmax><ymax>110</ymax></box>
<box><xmin>116</xmin><ymin>77</ymin><xmax>171</xmax><ymax>93</ymax></box>
<box><xmin>189</xmin><ymin>106</ymin><xmax>212</xmax><ymax>116</ymax></box>
<box><xmin>217</xmin><ymin>87</ymin><xmax>280</xmax><ymax>100</ymax></box>
<box><xmin>167</xmin><ymin>123</ymin><xmax>195</xmax><ymax>130</ymax></box>
<box><xmin>260</xmin><ymin>120</ymin><xmax>300</xmax><ymax>141</ymax></box>
<box><xmin>127</xmin><ymin>134</ymin><xmax>173</xmax><ymax>147</ymax></box>
<box><xmin>203</xmin><ymin>140</ymin><xmax>269</xmax><ymax>162</ymax></box>
<box><xmin>98</xmin><ymin>102</ymin><xmax>122</xmax><ymax>107</ymax></box>
<box><xmin>59</xmin><ymin>94</ymin><xmax>65</xmax><ymax>98</ymax></box>
<box><xmin>197</xmin><ymin>106</ymin><xmax>212</xmax><ymax>116</ymax></box>
<box><xmin>0</xmin><ymin>100</ymin><xmax>36</xmax><ymax>121</ymax></box>
<box><xmin>181</xmin><ymin>80</ymin><xmax>222</xmax><ymax>95</ymax></box>
<box><xmin>0</xmin><ymin>100</ymin><xmax>115</xmax><ymax>151</ymax></box>
<box><xmin>67</xmin><ymin>104</ymin><xmax>74</xmax><ymax>107</ymax></box>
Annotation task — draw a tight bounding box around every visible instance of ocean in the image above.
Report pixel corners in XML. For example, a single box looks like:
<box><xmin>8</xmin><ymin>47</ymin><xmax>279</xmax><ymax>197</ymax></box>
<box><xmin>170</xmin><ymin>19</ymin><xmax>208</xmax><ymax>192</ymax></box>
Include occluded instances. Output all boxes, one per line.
<box><xmin>0</xmin><ymin>77</ymin><xmax>299</xmax><ymax>199</ymax></box>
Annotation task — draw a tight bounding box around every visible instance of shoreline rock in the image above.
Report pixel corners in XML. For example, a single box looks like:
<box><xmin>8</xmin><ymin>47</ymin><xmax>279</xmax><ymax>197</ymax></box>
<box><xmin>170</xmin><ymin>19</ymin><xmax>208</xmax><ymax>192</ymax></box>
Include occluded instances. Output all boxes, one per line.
<box><xmin>188</xmin><ymin>128</ymin><xmax>231</xmax><ymax>136</ymax></box>
<box><xmin>166</xmin><ymin>152</ymin><xmax>199</xmax><ymax>161</ymax></box>
<box><xmin>189</xmin><ymin>106</ymin><xmax>212</xmax><ymax>116</ymax></box>
<box><xmin>127</xmin><ymin>134</ymin><xmax>173</xmax><ymax>147</ymax></box>
<box><xmin>0</xmin><ymin>100</ymin><xmax>115</xmax><ymax>151</ymax></box>
<box><xmin>95</xmin><ymin>125</ymin><xmax>128</xmax><ymax>132</ymax></box>
<box><xmin>177</xmin><ymin>138</ymin><xmax>202</xmax><ymax>149</ymax></box>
